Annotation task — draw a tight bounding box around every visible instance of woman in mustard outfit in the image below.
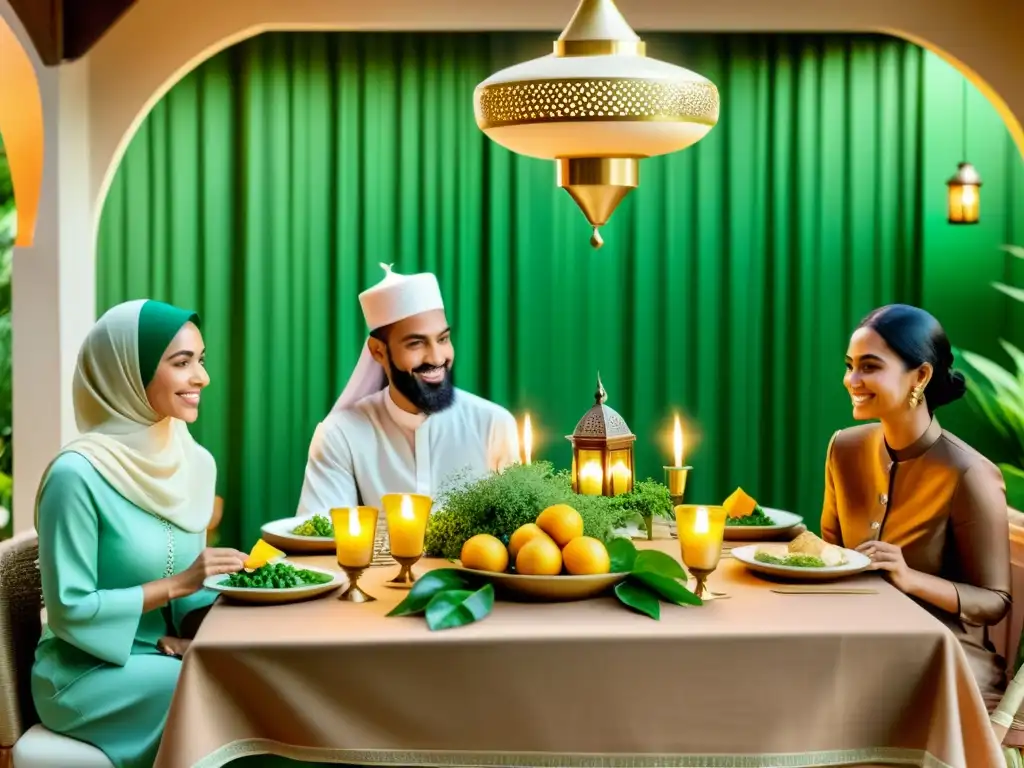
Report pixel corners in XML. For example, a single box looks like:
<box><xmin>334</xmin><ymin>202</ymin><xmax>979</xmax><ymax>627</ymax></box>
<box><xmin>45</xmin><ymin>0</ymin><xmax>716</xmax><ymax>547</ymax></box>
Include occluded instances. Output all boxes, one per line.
<box><xmin>31</xmin><ymin>299</ymin><xmax>248</xmax><ymax>768</ymax></box>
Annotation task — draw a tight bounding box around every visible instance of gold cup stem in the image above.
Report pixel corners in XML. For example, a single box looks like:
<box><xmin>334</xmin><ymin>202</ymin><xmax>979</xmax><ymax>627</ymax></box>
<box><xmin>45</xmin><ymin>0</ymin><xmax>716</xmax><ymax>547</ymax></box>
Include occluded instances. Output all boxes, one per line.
<box><xmin>388</xmin><ymin>554</ymin><xmax>422</xmax><ymax>586</ymax></box>
<box><xmin>689</xmin><ymin>567</ymin><xmax>712</xmax><ymax>599</ymax></box>
<box><xmin>338</xmin><ymin>565</ymin><xmax>376</xmax><ymax>603</ymax></box>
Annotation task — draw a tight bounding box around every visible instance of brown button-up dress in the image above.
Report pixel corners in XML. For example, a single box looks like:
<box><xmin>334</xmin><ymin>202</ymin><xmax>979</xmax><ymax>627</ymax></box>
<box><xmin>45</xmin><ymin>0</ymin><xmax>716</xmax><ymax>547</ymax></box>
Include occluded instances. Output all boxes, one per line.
<box><xmin>820</xmin><ymin>417</ymin><xmax>1012</xmax><ymax>711</ymax></box>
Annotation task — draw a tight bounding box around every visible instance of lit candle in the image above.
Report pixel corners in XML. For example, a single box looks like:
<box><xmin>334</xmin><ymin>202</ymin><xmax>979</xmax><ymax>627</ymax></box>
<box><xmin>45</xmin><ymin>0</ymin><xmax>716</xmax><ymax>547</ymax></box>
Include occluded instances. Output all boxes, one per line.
<box><xmin>523</xmin><ymin>413</ymin><xmax>533</xmax><ymax>465</ymax></box>
<box><xmin>384</xmin><ymin>493</ymin><xmax>431</xmax><ymax>558</ymax></box>
<box><xmin>331</xmin><ymin>507</ymin><xmax>378</xmax><ymax>567</ymax></box>
<box><xmin>676</xmin><ymin>504</ymin><xmax>726</xmax><ymax>571</ymax></box>
<box><xmin>578</xmin><ymin>460</ymin><xmax>604</xmax><ymax>495</ymax></box>
<box><xmin>610</xmin><ymin>460</ymin><xmax>631</xmax><ymax>495</ymax></box>
<box><xmin>674</xmin><ymin>415</ymin><xmax>684</xmax><ymax>468</ymax></box>
<box><xmin>664</xmin><ymin>415</ymin><xmax>692</xmax><ymax>498</ymax></box>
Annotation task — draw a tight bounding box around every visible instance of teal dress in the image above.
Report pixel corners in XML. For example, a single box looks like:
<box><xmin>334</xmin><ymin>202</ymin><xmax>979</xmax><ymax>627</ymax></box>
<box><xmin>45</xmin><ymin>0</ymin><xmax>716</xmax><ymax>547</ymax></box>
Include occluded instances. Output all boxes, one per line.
<box><xmin>32</xmin><ymin>452</ymin><xmax>218</xmax><ymax>768</ymax></box>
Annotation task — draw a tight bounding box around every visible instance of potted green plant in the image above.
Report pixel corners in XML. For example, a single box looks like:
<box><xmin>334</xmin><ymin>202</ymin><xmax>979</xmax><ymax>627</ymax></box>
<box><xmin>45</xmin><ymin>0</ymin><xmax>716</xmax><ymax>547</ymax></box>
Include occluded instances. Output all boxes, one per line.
<box><xmin>958</xmin><ymin>244</ymin><xmax>1024</xmax><ymax>511</ymax></box>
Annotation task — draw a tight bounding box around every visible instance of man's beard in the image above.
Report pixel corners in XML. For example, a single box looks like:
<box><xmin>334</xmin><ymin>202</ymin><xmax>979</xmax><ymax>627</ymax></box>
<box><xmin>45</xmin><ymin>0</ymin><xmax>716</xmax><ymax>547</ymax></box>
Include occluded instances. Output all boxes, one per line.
<box><xmin>386</xmin><ymin>347</ymin><xmax>455</xmax><ymax>415</ymax></box>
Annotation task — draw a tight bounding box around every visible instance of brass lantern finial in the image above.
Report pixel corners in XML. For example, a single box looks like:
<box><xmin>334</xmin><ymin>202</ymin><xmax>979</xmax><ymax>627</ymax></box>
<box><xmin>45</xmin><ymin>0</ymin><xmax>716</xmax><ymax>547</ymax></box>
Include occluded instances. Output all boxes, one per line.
<box><xmin>595</xmin><ymin>372</ymin><xmax>607</xmax><ymax>405</ymax></box>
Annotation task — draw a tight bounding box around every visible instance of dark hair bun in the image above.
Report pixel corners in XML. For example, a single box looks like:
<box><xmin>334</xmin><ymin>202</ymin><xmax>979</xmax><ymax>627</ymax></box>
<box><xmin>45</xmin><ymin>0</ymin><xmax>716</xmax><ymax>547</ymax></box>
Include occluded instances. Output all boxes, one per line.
<box><xmin>926</xmin><ymin>369</ymin><xmax>966</xmax><ymax>409</ymax></box>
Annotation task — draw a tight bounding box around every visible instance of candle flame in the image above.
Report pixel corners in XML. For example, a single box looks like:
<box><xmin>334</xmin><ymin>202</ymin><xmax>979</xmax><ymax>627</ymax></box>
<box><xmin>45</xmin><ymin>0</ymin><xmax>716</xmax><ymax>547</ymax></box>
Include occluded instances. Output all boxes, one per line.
<box><xmin>348</xmin><ymin>507</ymin><xmax>361</xmax><ymax>536</ymax></box>
<box><xmin>523</xmin><ymin>413</ymin><xmax>533</xmax><ymax>465</ymax></box>
<box><xmin>673</xmin><ymin>415</ymin><xmax>684</xmax><ymax>467</ymax></box>
<box><xmin>580</xmin><ymin>461</ymin><xmax>602</xmax><ymax>481</ymax></box>
<box><xmin>694</xmin><ymin>506</ymin><xmax>710</xmax><ymax>534</ymax></box>
<box><xmin>400</xmin><ymin>494</ymin><xmax>414</xmax><ymax>520</ymax></box>
<box><xmin>611</xmin><ymin>460</ymin><xmax>630</xmax><ymax>479</ymax></box>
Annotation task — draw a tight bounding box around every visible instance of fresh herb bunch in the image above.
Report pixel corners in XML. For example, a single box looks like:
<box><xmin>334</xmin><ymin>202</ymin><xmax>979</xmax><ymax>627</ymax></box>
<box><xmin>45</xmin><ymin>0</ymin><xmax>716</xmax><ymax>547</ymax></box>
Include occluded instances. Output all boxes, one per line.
<box><xmin>424</xmin><ymin>462</ymin><xmax>634</xmax><ymax>559</ymax></box>
<box><xmin>726</xmin><ymin>506</ymin><xmax>774</xmax><ymax>527</ymax></box>
<box><xmin>224</xmin><ymin>562</ymin><xmax>334</xmax><ymax>589</ymax></box>
<box><xmin>291</xmin><ymin>514</ymin><xmax>334</xmax><ymax>537</ymax></box>
<box><xmin>614</xmin><ymin>479</ymin><xmax>673</xmax><ymax>520</ymax></box>
<box><xmin>753</xmin><ymin>551</ymin><xmax>825</xmax><ymax>568</ymax></box>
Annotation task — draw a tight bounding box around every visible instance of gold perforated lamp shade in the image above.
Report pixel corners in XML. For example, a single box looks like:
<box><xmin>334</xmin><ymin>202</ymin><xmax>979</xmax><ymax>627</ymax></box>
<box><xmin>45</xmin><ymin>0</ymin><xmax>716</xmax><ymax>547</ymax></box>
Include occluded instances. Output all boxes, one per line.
<box><xmin>473</xmin><ymin>0</ymin><xmax>720</xmax><ymax>249</ymax></box>
<box><xmin>566</xmin><ymin>374</ymin><xmax>636</xmax><ymax>497</ymax></box>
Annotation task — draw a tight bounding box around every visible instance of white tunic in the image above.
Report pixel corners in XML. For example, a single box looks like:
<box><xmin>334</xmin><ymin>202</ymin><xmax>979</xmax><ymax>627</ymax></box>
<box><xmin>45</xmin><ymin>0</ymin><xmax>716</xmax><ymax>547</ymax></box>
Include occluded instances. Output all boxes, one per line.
<box><xmin>297</xmin><ymin>387</ymin><xmax>521</xmax><ymax>515</ymax></box>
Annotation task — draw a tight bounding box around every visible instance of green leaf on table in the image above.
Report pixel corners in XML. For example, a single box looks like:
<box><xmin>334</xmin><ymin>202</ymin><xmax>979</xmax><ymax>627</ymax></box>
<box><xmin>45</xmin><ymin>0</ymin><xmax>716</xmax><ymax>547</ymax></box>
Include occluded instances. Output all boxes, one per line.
<box><xmin>633</xmin><ymin>550</ymin><xmax>688</xmax><ymax>581</ymax></box>
<box><xmin>386</xmin><ymin>569</ymin><xmax>469</xmax><ymax>617</ymax></box>
<box><xmin>613</xmin><ymin>580</ymin><xmax>660</xmax><ymax>620</ymax></box>
<box><xmin>631</xmin><ymin>571</ymin><xmax>703</xmax><ymax>607</ymax></box>
<box><xmin>424</xmin><ymin>584</ymin><xmax>495</xmax><ymax>631</ymax></box>
<box><xmin>607</xmin><ymin>537</ymin><xmax>638</xmax><ymax>573</ymax></box>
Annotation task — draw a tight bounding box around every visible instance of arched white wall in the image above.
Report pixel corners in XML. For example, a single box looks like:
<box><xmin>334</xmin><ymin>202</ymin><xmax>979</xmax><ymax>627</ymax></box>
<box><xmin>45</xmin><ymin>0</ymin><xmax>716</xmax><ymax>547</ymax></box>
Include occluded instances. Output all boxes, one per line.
<box><xmin>1</xmin><ymin>0</ymin><xmax>93</xmax><ymax>532</ymax></box>
<box><xmin>6</xmin><ymin>0</ymin><xmax>1024</xmax><ymax>532</ymax></box>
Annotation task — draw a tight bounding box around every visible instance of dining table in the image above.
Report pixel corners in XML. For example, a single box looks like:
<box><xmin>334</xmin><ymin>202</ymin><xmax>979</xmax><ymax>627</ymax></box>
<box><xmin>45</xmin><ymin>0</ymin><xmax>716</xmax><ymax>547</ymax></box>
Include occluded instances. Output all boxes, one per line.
<box><xmin>153</xmin><ymin>539</ymin><xmax>1005</xmax><ymax>768</ymax></box>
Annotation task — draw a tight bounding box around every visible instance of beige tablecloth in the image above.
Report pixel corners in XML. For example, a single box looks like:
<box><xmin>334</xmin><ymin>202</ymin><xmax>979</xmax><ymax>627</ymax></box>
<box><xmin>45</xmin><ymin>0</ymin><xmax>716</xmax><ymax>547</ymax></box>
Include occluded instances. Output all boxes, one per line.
<box><xmin>155</xmin><ymin>541</ymin><xmax>1004</xmax><ymax>768</ymax></box>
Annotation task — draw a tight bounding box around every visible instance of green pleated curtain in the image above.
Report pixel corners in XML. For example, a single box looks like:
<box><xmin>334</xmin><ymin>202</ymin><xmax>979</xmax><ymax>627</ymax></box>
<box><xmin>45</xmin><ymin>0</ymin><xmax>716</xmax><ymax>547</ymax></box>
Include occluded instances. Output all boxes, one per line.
<box><xmin>97</xmin><ymin>32</ymin><xmax>1024</xmax><ymax>549</ymax></box>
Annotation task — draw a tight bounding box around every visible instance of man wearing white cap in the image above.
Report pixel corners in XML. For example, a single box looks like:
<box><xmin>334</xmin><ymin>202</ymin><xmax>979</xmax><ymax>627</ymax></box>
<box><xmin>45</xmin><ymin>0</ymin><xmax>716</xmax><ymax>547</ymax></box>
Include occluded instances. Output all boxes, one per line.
<box><xmin>296</xmin><ymin>263</ymin><xmax>521</xmax><ymax>516</ymax></box>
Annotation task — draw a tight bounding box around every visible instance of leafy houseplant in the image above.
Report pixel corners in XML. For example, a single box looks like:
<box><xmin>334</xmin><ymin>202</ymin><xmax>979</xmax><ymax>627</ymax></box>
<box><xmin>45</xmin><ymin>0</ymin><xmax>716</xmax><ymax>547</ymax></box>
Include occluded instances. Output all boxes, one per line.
<box><xmin>958</xmin><ymin>244</ymin><xmax>1024</xmax><ymax>511</ymax></box>
<box><xmin>387</xmin><ymin>538</ymin><xmax>701</xmax><ymax>631</ymax></box>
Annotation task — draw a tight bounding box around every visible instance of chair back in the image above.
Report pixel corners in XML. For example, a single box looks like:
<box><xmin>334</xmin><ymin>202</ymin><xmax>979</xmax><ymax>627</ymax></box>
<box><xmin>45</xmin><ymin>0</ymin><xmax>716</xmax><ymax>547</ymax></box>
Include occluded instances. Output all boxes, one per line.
<box><xmin>0</xmin><ymin>530</ymin><xmax>42</xmax><ymax>748</ymax></box>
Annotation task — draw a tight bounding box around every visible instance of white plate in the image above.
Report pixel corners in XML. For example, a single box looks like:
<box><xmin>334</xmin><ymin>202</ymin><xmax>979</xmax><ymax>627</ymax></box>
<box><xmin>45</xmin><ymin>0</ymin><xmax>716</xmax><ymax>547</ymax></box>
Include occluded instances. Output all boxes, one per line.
<box><xmin>731</xmin><ymin>543</ymin><xmax>871</xmax><ymax>582</ymax></box>
<box><xmin>204</xmin><ymin>561</ymin><xmax>344</xmax><ymax>604</ymax></box>
<box><xmin>260</xmin><ymin>515</ymin><xmax>336</xmax><ymax>553</ymax></box>
<box><xmin>722</xmin><ymin>507</ymin><xmax>804</xmax><ymax>540</ymax></box>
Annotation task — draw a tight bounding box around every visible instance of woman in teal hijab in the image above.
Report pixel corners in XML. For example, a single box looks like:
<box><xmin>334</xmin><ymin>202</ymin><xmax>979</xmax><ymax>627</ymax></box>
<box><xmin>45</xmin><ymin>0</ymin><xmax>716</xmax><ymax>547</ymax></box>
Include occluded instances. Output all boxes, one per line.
<box><xmin>32</xmin><ymin>299</ymin><xmax>248</xmax><ymax>768</ymax></box>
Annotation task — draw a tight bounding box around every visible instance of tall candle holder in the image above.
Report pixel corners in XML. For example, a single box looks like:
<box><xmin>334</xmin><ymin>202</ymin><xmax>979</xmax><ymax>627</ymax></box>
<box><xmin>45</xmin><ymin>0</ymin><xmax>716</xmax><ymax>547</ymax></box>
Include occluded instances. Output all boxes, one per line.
<box><xmin>330</xmin><ymin>506</ymin><xmax>379</xmax><ymax>602</ymax></box>
<box><xmin>382</xmin><ymin>493</ymin><xmax>432</xmax><ymax>585</ymax></box>
<box><xmin>675</xmin><ymin>504</ymin><xmax>727</xmax><ymax>599</ymax></box>
<box><xmin>663</xmin><ymin>466</ymin><xmax>692</xmax><ymax>507</ymax></box>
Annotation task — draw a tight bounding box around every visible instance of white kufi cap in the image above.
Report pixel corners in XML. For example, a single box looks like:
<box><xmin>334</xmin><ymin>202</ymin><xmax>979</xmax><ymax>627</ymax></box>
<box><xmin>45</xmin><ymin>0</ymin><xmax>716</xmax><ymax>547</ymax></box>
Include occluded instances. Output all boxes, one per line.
<box><xmin>359</xmin><ymin>263</ymin><xmax>445</xmax><ymax>331</ymax></box>
<box><xmin>328</xmin><ymin>263</ymin><xmax>446</xmax><ymax>415</ymax></box>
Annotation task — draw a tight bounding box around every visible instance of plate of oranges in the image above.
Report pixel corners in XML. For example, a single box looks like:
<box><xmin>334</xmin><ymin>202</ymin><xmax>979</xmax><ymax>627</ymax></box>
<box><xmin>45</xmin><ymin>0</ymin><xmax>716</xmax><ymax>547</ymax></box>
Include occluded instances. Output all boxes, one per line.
<box><xmin>457</xmin><ymin>504</ymin><xmax>629</xmax><ymax>601</ymax></box>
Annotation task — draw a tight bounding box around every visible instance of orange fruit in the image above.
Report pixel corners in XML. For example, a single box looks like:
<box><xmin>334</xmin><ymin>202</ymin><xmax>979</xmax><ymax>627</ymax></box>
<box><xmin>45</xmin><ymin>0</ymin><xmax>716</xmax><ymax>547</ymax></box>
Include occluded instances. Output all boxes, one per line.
<box><xmin>245</xmin><ymin>539</ymin><xmax>285</xmax><ymax>570</ymax></box>
<box><xmin>562</xmin><ymin>536</ymin><xmax>611</xmax><ymax>575</ymax></box>
<box><xmin>536</xmin><ymin>504</ymin><xmax>584</xmax><ymax>547</ymax></box>
<box><xmin>508</xmin><ymin>523</ymin><xmax>553</xmax><ymax>559</ymax></box>
<box><xmin>516</xmin><ymin>536</ymin><xmax>563</xmax><ymax>576</ymax></box>
<box><xmin>460</xmin><ymin>534</ymin><xmax>510</xmax><ymax>573</ymax></box>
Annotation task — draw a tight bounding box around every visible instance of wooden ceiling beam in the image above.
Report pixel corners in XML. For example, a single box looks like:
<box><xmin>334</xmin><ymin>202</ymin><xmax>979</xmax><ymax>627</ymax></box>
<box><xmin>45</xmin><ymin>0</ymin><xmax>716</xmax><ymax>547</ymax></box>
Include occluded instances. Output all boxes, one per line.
<box><xmin>7</xmin><ymin>0</ymin><xmax>136</xmax><ymax>66</ymax></box>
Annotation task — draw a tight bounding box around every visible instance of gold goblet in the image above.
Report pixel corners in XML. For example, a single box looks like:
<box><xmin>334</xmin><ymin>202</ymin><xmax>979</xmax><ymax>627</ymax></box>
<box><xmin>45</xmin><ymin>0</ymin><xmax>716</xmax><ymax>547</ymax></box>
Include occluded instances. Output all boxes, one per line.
<box><xmin>330</xmin><ymin>506</ymin><xmax>379</xmax><ymax>602</ymax></box>
<box><xmin>674</xmin><ymin>504</ymin><xmax>727</xmax><ymax>599</ymax></box>
<box><xmin>382</xmin><ymin>493</ymin><xmax>432</xmax><ymax>585</ymax></box>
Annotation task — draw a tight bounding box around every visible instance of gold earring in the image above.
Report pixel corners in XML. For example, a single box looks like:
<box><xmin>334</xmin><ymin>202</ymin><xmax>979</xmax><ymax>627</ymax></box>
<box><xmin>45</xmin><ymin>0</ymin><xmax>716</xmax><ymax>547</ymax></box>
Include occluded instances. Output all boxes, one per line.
<box><xmin>909</xmin><ymin>386</ymin><xmax>924</xmax><ymax>408</ymax></box>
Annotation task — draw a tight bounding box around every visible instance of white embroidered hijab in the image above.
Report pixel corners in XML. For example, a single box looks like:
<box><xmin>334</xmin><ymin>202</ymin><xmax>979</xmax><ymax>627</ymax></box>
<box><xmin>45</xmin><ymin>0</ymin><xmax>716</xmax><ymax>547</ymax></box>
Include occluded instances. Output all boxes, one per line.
<box><xmin>36</xmin><ymin>299</ymin><xmax>216</xmax><ymax>532</ymax></box>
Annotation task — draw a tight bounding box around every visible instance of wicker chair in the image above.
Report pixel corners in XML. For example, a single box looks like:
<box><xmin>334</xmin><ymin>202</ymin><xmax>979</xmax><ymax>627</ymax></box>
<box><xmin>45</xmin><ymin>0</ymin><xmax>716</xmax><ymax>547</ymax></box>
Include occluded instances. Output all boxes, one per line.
<box><xmin>0</xmin><ymin>530</ymin><xmax>112</xmax><ymax>767</ymax></box>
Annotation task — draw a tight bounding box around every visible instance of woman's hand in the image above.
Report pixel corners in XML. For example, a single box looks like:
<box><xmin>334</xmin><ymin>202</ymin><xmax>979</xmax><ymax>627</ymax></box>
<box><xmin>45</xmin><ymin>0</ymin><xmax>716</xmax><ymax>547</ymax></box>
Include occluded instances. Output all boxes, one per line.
<box><xmin>170</xmin><ymin>547</ymin><xmax>248</xmax><ymax>598</ymax></box>
<box><xmin>856</xmin><ymin>540</ymin><xmax>911</xmax><ymax>591</ymax></box>
<box><xmin>157</xmin><ymin>636</ymin><xmax>191</xmax><ymax>658</ymax></box>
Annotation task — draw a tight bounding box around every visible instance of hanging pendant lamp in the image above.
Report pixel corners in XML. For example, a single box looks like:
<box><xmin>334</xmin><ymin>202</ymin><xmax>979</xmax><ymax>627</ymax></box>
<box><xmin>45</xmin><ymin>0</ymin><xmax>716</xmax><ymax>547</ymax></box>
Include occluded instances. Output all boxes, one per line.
<box><xmin>473</xmin><ymin>0</ymin><xmax>720</xmax><ymax>249</ymax></box>
<box><xmin>947</xmin><ymin>79</ymin><xmax>981</xmax><ymax>225</ymax></box>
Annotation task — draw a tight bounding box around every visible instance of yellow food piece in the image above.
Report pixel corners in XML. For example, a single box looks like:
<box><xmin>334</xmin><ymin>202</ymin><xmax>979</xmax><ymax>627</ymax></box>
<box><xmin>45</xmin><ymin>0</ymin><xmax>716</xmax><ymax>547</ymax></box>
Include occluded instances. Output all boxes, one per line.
<box><xmin>508</xmin><ymin>523</ymin><xmax>553</xmax><ymax>560</ymax></box>
<box><xmin>461</xmin><ymin>534</ymin><xmax>510</xmax><ymax>573</ymax></box>
<box><xmin>244</xmin><ymin>539</ymin><xmax>285</xmax><ymax>570</ymax></box>
<box><xmin>516</xmin><ymin>536</ymin><xmax>563</xmax><ymax>575</ymax></box>
<box><xmin>724</xmin><ymin>487</ymin><xmax>757</xmax><ymax>519</ymax></box>
<box><xmin>562</xmin><ymin>536</ymin><xmax>611</xmax><ymax>575</ymax></box>
<box><xmin>536</xmin><ymin>504</ymin><xmax>584</xmax><ymax>547</ymax></box>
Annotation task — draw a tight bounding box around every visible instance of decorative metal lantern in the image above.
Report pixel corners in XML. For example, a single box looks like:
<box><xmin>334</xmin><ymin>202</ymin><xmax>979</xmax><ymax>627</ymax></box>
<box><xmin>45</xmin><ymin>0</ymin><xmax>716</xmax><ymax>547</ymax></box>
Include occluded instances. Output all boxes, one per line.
<box><xmin>947</xmin><ymin>161</ymin><xmax>981</xmax><ymax>225</ymax></box>
<box><xmin>566</xmin><ymin>374</ymin><xmax>636</xmax><ymax>496</ymax></box>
